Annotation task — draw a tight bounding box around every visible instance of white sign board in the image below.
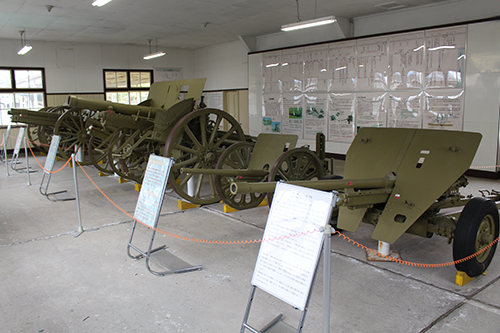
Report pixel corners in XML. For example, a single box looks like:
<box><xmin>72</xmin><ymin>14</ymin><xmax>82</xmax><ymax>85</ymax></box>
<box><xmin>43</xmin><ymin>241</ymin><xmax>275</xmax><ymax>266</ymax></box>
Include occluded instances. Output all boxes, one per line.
<box><xmin>13</xmin><ymin>127</ymin><xmax>26</xmax><ymax>155</ymax></box>
<box><xmin>251</xmin><ymin>182</ymin><xmax>335</xmax><ymax>311</ymax></box>
<box><xmin>133</xmin><ymin>155</ymin><xmax>173</xmax><ymax>228</ymax></box>
<box><xmin>44</xmin><ymin>135</ymin><xmax>61</xmax><ymax>172</ymax></box>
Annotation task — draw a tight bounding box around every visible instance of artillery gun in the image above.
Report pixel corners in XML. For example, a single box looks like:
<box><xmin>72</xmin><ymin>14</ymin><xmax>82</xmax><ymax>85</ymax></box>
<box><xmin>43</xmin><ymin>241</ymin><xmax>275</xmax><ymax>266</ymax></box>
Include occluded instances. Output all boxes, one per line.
<box><xmin>230</xmin><ymin>127</ymin><xmax>500</xmax><ymax>277</ymax></box>
<box><xmin>178</xmin><ymin>132</ymin><xmax>327</xmax><ymax>209</ymax></box>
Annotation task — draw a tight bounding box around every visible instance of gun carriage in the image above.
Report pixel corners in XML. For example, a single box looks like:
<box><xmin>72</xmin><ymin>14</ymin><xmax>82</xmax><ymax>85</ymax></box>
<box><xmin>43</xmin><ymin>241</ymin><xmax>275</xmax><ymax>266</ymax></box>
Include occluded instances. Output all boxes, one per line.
<box><xmin>230</xmin><ymin>127</ymin><xmax>500</xmax><ymax>277</ymax></box>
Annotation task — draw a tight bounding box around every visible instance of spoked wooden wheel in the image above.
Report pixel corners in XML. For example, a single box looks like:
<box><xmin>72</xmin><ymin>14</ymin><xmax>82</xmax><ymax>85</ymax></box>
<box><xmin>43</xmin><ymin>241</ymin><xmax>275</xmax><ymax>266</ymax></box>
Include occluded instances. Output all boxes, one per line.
<box><xmin>88</xmin><ymin>127</ymin><xmax>120</xmax><ymax>174</ymax></box>
<box><xmin>108</xmin><ymin>129</ymin><xmax>159</xmax><ymax>184</ymax></box>
<box><xmin>214</xmin><ymin>141</ymin><xmax>268</xmax><ymax>210</ymax></box>
<box><xmin>53</xmin><ymin>107</ymin><xmax>93</xmax><ymax>164</ymax></box>
<box><xmin>164</xmin><ymin>108</ymin><xmax>246</xmax><ymax>205</ymax></box>
<box><xmin>267</xmin><ymin>148</ymin><xmax>325</xmax><ymax>205</ymax></box>
<box><xmin>34</xmin><ymin>106</ymin><xmax>67</xmax><ymax>153</ymax></box>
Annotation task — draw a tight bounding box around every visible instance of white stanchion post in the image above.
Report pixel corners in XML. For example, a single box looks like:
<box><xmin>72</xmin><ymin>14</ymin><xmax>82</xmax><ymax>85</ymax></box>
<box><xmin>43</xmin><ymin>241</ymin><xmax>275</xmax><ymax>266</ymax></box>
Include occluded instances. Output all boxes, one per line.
<box><xmin>72</xmin><ymin>153</ymin><xmax>84</xmax><ymax>238</ymax></box>
<box><xmin>323</xmin><ymin>225</ymin><xmax>332</xmax><ymax>333</ymax></box>
<box><xmin>4</xmin><ymin>133</ymin><xmax>9</xmax><ymax>176</ymax></box>
<box><xmin>25</xmin><ymin>137</ymin><xmax>31</xmax><ymax>186</ymax></box>
<box><xmin>187</xmin><ymin>176</ymin><xmax>196</xmax><ymax>196</ymax></box>
<box><xmin>378</xmin><ymin>241</ymin><xmax>390</xmax><ymax>256</ymax></box>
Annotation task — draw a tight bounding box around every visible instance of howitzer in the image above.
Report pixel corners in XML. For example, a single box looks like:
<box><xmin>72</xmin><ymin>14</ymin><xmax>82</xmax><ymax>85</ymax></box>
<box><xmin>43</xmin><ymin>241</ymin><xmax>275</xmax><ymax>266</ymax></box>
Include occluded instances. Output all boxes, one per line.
<box><xmin>178</xmin><ymin>133</ymin><xmax>326</xmax><ymax>210</ymax></box>
<box><xmin>230</xmin><ymin>127</ymin><xmax>500</xmax><ymax>277</ymax></box>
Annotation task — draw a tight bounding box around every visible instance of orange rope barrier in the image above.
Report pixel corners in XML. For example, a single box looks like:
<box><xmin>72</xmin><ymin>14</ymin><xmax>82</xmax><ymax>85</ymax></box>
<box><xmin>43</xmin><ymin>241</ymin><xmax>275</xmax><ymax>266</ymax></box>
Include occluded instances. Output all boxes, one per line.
<box><xmin>75</xmin><ymin>159</ymin><xmax>319</xmax><ymax>245</ymax></box>
<box><xmin>27</xmin><ymin>140</ymin><xmax>72</xmax><ymax>173</ymax></box>
<box><xmin>17</xmin><ymin>134</ymin><xmax>498</xmax><ymax>268</ymax></box>
<box><xmin>334</xmin><ymin>231</ymin><xmax>500</xmax><ymax>268</ymax></box>
<box><xmin>74</xmin><ymin>158</ymin><xmax>500</xmax><ymax>269</ymax></box>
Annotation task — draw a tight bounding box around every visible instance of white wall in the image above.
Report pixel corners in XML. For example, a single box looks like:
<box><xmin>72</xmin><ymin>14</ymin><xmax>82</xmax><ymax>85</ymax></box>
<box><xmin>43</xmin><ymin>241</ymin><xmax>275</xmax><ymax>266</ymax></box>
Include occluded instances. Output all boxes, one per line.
<box><xmin>0</xmin><ymin>39</ymin><xmax>196</xmax><ymax>93</ymax></box>
<box><xmin>193</xmin><ymin>41</ymin><xmax>249</xmax><ymax>90</ymax></box>
<box><xmin>353</xmin><ymin>0</ymin><xmax>500</xmax><ymax>37</ymax></box>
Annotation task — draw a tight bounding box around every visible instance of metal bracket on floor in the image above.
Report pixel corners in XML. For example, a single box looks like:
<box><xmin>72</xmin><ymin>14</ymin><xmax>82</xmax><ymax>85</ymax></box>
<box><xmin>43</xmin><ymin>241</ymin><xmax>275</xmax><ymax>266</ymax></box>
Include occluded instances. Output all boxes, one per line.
<box><xmin>127</xmin><ymin>219</ymin><xmax>202</xmax><ymax>276</ymax></box>
<box><xmin>39</xmin><ymin>135</ymin><xmax>75</xmax><ymax>202</ymax></box>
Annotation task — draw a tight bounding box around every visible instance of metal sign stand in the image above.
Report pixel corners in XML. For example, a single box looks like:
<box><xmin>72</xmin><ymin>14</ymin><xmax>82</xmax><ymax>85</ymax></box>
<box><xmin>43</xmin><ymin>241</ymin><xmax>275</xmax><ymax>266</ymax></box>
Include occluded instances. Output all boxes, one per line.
<box><xmin>240</xmin><ymin>183</ymin><xmax>336</xmax><ymax>333</ymax></box>
<box><xmin>127</xmin><ymin>155</ymin><xmax>202</xmax><ymax>276</ymax></box>
<box><xmin>39</xmin><ymin>135</ymin><xmax>75</xmax><ymax>201</ymax></box>
<box><xmin>241</xmin><ymin>230</ymin><xmax>332</xmax><ymax>333</ymax></box>
<box><xmin>71</xmin><ymin>153</ymin><xmax>98</xmax><ymax>238</ymax></box>
<box><xmin>0</xmin><ymin>125</ymin><xmax>11</xmax><ymax>165</ymax></box>
<box><xmin>11</xmin><ymin>127</ymin><xmax>37</xmax><ymax>175</ymax></box>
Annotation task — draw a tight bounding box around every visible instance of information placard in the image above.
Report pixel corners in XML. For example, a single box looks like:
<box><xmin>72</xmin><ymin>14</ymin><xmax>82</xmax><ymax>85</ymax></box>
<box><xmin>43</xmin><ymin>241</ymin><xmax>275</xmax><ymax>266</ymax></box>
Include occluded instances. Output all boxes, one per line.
<box><xmin>13</xmin><ymin>127</ymin><xmax>26</xmax><ymax>155</ymax></box>
<box><xmin>251</xmin><ymin>182</ymin><xmax>335</xmax><ymax>311</ymax></box>
<box><xmin>44</xmin><ymin>135</ymin><xmax>61</xmax><ymax>172</ymax></box>
<box><xmin>133</xmin><ymin>155</ymin><xmax>173</xmax><ymax>228</ymax></box>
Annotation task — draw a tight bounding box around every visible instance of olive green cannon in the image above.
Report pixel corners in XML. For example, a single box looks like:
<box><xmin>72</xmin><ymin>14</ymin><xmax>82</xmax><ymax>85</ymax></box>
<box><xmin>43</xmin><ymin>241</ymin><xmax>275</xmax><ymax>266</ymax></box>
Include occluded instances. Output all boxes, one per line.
<box><xmin>177</xmin><ymin>132</ymin><xmax>327</xmax><ymax>208</ymax></box>
<box><xmin>62</xmin><ymin>79</ymin><xmax>208</xmax><ymax>182</ymax></box>
<box><xmin>230</xmin><ymin>127</ymin><xmax>500</xmax><ymax>277</ymax></box>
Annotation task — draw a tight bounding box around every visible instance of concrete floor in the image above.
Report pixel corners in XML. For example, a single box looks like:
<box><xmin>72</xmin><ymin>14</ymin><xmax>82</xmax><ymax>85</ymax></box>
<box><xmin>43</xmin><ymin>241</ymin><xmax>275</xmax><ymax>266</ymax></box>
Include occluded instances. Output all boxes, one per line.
<box><xmin>2</xmin><ymin>154</ymin><xmax>500</xmax><ymax>332</ymax></box>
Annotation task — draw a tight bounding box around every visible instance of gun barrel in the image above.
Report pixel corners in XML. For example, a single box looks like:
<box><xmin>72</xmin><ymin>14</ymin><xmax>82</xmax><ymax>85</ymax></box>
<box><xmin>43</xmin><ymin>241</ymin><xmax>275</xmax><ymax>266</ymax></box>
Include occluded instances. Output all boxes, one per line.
<box><xmin>180</xmin><ymin>168</ymin><xmax>269</xmax><ymax>178</ymax></box>
<box><xmin>67</xmin><ymin>95</ymin><xmax>157</xmax><ymax>117</ymax></box>
<box><xmin>230</xmin><ymin>174</ymin><xmax>396</xmax><ymax>195</ymax></box>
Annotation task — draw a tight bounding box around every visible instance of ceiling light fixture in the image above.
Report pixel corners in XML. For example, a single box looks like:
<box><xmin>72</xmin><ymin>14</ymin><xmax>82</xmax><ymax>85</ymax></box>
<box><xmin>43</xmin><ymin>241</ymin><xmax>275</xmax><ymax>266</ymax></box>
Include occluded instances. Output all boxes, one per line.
<box><xmin>92</xmin><ymin>0</ymin><xmax>113</xmax><ymax>7</ymax></box>
<box><xmin>143</xmin><ymin>39</ymin><xmax>166</xmax><ymax>60</ymax></box>
<box><xmin>281</xmin><ymin>15</ymin><xmax>337</xmax><ymax>32</ymax></box>
<box><xmin>17</xmin><ymin>30</ymin><xmax>32</xmax><ymax>56</ymax></box>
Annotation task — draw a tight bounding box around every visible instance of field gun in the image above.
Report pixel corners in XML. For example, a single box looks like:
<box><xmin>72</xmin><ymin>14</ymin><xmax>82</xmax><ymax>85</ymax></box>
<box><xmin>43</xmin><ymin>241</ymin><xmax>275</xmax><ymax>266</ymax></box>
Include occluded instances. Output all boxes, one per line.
<box><xmin>62</xmin><ymin>79</ymin><xmax>209</xmax><ymax>182</ymax></box>
<box><xmin>230</xmin><ymin>127</ymin><xmax>500</xmax><ymax>277</ymax></box>
<box><xmin>177</xmin><ymin>132</ymin><xmax>327</xmax><ymax>209</ymax></box>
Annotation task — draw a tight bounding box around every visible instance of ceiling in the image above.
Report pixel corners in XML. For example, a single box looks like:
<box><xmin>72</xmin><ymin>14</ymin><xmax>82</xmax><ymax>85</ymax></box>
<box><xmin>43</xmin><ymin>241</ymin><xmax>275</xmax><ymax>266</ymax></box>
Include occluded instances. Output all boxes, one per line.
<box><xmin>1</xmin><ymin>0</ymin><xmax>454</xmax><ymax>50</ymax></box>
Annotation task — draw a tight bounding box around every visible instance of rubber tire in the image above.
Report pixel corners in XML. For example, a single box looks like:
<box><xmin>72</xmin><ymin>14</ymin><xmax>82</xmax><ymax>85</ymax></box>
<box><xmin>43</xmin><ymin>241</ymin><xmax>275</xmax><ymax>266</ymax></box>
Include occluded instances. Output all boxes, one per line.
<box><xmin>453</xmin><ymin>197</ymin><xmax>499</xmax><ymax>277</ymax></box>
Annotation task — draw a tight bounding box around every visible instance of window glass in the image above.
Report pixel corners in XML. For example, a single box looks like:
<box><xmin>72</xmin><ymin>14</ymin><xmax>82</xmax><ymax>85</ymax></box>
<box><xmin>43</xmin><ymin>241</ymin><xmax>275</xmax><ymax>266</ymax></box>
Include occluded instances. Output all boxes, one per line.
<box><xmin>104</xmin><ymin>70</ymin><xmax>152</xmax><ymax>105</ymax></box>
<box><xmin>105</xmin><ymin>72</ymin><xmax>117</xmax><ymax>88</ymax></box>
<box><xmin>14</xmin><ymin>70</ymin><xmax>30</xmax><ymax>88</ymax></box>
<box><xmin>0</xmin><ymin>70</ymin><xmax>12</xmax><ymax>88</ymax></box>
<box><xmin>106</xmin><ymin>92</ymin><xmax>118</xmax><ymax>102</ymax></box>
<box><xmin>116</xmin><ymin>72</ymin><xmax>127</xmax><ymax>88</ymax></box>
<box><xmin>0</xmin><ymin>93</ymin><xmax>14</xmax><ymax>125</ymax></box>
<box><xmin>14</xmin><ymin>70</ymin><xmax>43</xmax><ymax>89</ymax></box>
<box><xmin>117</xmin><ymin>92</ymin><xmax>129</xmax><ymax>104</ymax></box>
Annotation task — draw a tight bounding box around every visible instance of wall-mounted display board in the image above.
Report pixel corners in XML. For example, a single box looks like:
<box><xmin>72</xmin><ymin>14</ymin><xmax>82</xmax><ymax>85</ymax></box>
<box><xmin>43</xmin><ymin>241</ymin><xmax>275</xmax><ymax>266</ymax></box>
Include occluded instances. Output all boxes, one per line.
<box><xmin>261</xmin><ymin>25</ymin><xmax>467</xmax><ymax>143</ymax></box>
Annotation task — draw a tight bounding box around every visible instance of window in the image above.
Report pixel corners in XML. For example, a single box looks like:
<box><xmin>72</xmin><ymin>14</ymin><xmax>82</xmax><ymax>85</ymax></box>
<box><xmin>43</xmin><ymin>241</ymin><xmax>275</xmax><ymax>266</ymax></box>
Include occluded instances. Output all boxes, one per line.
<box><xmin>0</xmin><ymin>68</ymin><xmax>46</xmax><ymax>125</ymax></box>
<box><xmin>103</xmin><ymin>70</ymin><xmax>152</xmax><ymax>105</ymax></box>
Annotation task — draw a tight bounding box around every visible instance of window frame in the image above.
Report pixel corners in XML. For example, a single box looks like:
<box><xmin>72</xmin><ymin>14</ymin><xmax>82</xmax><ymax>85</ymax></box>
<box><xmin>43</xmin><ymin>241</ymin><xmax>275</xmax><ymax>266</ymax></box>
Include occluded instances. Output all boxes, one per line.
<box><xmin>103</xmin><ymin>69</ymin><xmax>153</xmax><ymax>105</ymax></box>
<box><xmin>0</xmin><ymin>67</ymin><xmax>47</xmax><ymax>103</ymax></box>
<box><xmin>0</xmin><ymin>67</ymin><xmax>47</xmax><ymax>126</ymax></box>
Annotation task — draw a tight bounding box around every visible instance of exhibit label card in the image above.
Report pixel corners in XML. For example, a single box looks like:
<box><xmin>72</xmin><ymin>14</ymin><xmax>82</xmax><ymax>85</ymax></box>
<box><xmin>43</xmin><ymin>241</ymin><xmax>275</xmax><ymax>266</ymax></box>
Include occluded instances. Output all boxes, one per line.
<box><xmin>251</xmin><ymin>182</ymin><xmax>336</xmax><ymax>311</ymax></box>
<box><xmin>133</xmin><ymin>155</ymin><xmax>173</xmax><ymax>229</ymax></box>
<box><xmin>44</xmin><ymin>135</ymin><xmax>61</xmax><ymax>172</ymax></box>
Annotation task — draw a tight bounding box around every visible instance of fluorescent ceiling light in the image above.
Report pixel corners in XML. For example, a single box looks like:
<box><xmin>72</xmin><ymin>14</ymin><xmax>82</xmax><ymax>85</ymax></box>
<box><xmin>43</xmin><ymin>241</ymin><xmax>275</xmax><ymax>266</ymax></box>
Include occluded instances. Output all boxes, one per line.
<box><xmin>281</xmin><ymin>15</ymin><xmax>336</xmax><ymax>32</ymax></box>
<box><xmin>143</xmin><ymin>51</ymin><xmax>166</xmax><ymax>60</ymax></box>
<box><xmin>17</xmin><ymin>45</ymin><xmax>32</xmax><ymax>55</ymax></box>
<box><xmin>92</xmin><ymin>0</ymin><xmax>113</xmax><ymax>7</ymax></box>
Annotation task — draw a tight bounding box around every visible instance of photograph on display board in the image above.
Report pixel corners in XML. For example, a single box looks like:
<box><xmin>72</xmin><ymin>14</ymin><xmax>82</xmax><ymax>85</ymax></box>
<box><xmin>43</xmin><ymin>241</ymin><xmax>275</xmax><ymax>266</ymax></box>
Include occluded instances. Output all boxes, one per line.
<box><xmin>423</xmin><ymin>90</ymin><xmax>464</xmax><ymax>130</ymax></box>
<box><xmin>282</xmin><ymin>94</ymin><xmax>303</xmax><ymax>138</ymax></box>
<box><xmin>328</xmin><ymin>93</ymin><xmax>355</xmax><ymax>142</ymax></box>
<box><xmin>388</xmin><ymin>31</ymin><xmax>425</xmax><ymax>90</ymax></box>
<box><xmin>356</xmin><ymin>92</ymin><xmax>388</xmax><ymax>129</ymax></box>
<box><xmin>387</xmin><ymin>92</ymin><xmax>423</xmax><ymax>128</ymax></box>
<box><xmin>304</xmin><ymin>94</ymin><xmax>328</xmax><ymax>140</ymax></box>
<box><xmin>262</xmin><ymin>94</ymin><xmax>281</xmax><ymax>133</ymax></box>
